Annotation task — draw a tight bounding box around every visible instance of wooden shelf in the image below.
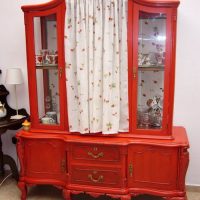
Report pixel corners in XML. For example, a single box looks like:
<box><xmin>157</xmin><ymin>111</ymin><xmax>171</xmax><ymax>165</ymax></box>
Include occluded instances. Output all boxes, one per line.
<box><xmin>36</xmin><ymin>65</ymin><xmax>58</xmax><ymax>69</ymax></box>
<box><xmin>138</xmin><ymin>65</ymin><xmax>164</xmax><ymax>71</ymax></box>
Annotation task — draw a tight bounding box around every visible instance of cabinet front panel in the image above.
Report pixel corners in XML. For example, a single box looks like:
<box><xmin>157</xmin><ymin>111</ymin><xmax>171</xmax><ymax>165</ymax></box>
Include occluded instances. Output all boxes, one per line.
<box><xmin>70</xmin><ymin>165</ymin><xmax>122</xmax><ymax>188</ymax></box>
<box><xmin>71</xmin><ymin>144</ymin><xmax>121</xmax><ymax>164</ymax></box>
<box><xmin>25</xmin><ymin>139</ymin><xmax>66</xmax><ymax>180</ymax></box>
<box><xmin>128</xmin><ymin>145</ymin><xmax>178</xmax><ymax>190</ymax></box>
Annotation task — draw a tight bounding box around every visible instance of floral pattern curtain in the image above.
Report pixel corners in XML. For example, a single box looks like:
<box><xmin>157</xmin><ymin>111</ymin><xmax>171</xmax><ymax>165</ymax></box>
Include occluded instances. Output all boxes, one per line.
<box><xmin>64</xmin><ymin>0</ymin><xmax>128</xmax><ymax>134</ymax></box>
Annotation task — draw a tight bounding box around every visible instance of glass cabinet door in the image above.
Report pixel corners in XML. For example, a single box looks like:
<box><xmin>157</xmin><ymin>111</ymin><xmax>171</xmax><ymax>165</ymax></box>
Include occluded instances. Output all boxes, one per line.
<box><xmin>137</xmin><ymin>11</ymin><xmax>166</xmax><ymax>130</ymax></box>
<box><xmin>129</xmin><ymin>4</ymin><xmax>172</xmax><ymax>135</ymax></box>
<box><xmin>34</xmin><ymin>14</ymin><xmax>60</xmax><ymax>126</ymax></box>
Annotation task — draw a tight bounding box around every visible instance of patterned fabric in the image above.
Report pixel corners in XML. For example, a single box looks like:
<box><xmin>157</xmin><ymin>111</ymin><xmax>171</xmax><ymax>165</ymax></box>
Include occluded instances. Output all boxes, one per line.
<box><xmin>64</xmin><ymin>0</ymin><xmax>128</xmax><ymax>134</ymax></box>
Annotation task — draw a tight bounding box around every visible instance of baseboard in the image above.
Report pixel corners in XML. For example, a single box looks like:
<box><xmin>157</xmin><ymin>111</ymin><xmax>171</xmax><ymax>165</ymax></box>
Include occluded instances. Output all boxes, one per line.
<box><xmin>186</xmin><ymin>185</ymin><xmax>200</xmax><ymax>192</ymax></box>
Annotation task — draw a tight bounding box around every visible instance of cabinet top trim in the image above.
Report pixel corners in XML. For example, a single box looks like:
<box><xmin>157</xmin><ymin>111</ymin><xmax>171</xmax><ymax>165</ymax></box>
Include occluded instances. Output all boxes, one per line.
<box><xmin>132</xmin><ymin>0</ymin><xmax>180</xmax><ymax>7</ymax></box>
<box><xmin>21</xmin><ymin>0</ymin><xmax>179</xmax><ymax>12</ymax></box>
<box><xmin>21</xmin><ymin>0</ymin><xmax>64</xmax><ymax>12</ymax></box>
<box><xmin>16</xmin><ymin>126</ymin><xmax>189</xmax><ymax>148</ymax></box>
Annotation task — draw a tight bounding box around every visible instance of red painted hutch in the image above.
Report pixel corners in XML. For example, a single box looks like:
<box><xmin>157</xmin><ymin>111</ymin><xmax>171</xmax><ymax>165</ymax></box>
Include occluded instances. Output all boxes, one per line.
<box><xmin>16</xmin><ymin>0</ymin><xmax>189</xmax><ymax>200</ymax></box>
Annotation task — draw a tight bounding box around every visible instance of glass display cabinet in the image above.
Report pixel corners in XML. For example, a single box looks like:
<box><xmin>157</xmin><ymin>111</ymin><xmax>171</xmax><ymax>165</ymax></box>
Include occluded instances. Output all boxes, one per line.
<box><xmin>16</xmin><ymin>0</ymin><xmax>189</xmax><ymax>200</ymax></box>
<box><xmin>23</xmin><ymin>0</ymin><xmax>68</xmax><ymax>130</ymax></box>
<box><xmin>128</xmin><ymin>2</ymin><xmax>177</xmax><ymax>137</ymax></box>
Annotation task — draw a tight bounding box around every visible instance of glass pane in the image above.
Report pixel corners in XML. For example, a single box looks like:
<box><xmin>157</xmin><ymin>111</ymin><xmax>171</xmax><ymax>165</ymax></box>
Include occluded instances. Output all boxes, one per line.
<box><xmin>137</xmin><ymin>11</ymin><xmax>166</xmax><ymax>129</ymax></box>
<box><xmin>34</xmin><ymin>15</ymin><xmax>60</xmax><ymax>125</ymax></box>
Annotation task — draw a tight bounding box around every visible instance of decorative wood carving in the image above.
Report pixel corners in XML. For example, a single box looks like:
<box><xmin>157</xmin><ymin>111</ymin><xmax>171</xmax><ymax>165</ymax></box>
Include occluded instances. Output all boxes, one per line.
<box><xmin>133</xmin><ymin>0</ymin><xmax>180</xmax><ymax>8</ymax></box>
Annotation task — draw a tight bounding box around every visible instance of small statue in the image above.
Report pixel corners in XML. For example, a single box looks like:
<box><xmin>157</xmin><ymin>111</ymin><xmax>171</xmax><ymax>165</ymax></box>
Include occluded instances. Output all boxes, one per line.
<box><xmin>138</xmin><ymin>53</ymin><xmax>145</xmax><ymax>66</ymax></box>
<box><xmin>0</xmin><ymin>101</ymin><xmax>7</xmax><ymax>118</ymax></box>
<box><xmin>146</xmin><ymin>96</ymin><xmax>163</xmax><ymax>127</ymax></box>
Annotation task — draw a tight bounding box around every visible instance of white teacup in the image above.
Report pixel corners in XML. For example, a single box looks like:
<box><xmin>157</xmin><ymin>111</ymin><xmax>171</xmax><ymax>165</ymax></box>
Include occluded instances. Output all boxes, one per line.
<box><xmin>41</xmin><ymin>117</ymin><xmax>55</xmax><ymax>124</ymax></box>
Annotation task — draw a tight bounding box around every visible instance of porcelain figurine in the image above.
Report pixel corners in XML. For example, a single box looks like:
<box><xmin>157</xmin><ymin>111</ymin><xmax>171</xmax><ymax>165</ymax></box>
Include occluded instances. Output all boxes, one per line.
<box><xmin>0</xmin><ymin>101</ymin><xmax>7</xmax><ymax>118</ymax></box>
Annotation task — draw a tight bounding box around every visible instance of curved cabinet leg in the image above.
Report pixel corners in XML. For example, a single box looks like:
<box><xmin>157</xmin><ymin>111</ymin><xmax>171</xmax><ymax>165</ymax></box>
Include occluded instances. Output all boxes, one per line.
<box><xmin>121</xmin><ymin>194</ymin><xmax>131</xmax><ymax>200</ymax></box>
<box><xmin>18</xmin><ymin>181</ymin><xmax>27</xmax><ymax>200</ymax></box>
<box><xmin>63</xmin><ymin>189</ymin><xmax>71</xmax><ymax>200</ymax></box>
<box><xmin>107</xmin><ymin>194</ymin><xmax>131</xmax><ymax>200</ymax></box>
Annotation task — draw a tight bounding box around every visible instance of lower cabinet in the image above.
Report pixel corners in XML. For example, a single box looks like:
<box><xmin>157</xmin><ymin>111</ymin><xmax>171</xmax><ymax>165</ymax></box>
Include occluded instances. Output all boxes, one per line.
<box><xmin>128</xmin><ymin>145</ymin><xmax>178</xmax><ymax>190</ymax></box>
<box><xmin>18</xmin><ymin>138</ymin><xmax>67</xmax><ymax>182</ymax></box>
<box><xmin>16</xmin><ymin>130</ymin><xmax>189</xmax><ymax>200</ymax></box>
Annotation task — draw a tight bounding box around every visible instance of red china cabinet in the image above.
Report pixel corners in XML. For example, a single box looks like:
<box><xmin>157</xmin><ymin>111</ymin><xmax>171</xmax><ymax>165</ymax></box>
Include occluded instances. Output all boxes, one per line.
<box><xmin>16</xmin><ymin>0</ymin><xmax>189</xmax><ymax>200</ymax></box>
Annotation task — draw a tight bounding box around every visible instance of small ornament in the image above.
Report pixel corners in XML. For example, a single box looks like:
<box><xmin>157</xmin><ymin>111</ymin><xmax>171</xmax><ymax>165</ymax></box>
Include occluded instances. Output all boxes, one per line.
<box><xmin>146</xmin><ymin>96</ymin><xmax>163</xmax><ymax>127</ymax></box>
<box><xmin>0</xmin><ymin>101</ymin><xmax>7</xmax><ymax>118</ymax></box>
<box><xmin>22</xmin><ymin>120</ymin><xmax>31</xmax><ymax>131</ymax></box>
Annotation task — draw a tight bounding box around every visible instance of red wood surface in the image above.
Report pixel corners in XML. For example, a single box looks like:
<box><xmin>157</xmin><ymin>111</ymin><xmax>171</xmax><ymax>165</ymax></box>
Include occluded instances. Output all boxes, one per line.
<box><xmin>133</xmin><ymin>0</ymin><xmax>180</xmax><ymax>7</ymax></box>
<box><xmin>128</xmin><ymin>145</ymin><xmax>178</xmax><ymax>190</ymax></box>
<box><xmin>21</xmin><ymin>0</ymin><xmax>64</xmax><ymax>12</ymax></box>
<box><xmin>24</xmin><ymin>139</ymin><xmax>67</xmax><ymax>181</ymax></box>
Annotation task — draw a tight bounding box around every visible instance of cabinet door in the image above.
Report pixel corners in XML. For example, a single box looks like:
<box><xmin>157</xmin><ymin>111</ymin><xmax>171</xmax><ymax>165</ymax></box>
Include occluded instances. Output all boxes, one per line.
<box><xmin>128</xmin><ymin>145</ymin><xmax>178</xmax><ymax>190</ymax></box>
<box><xmin>128</xmin><ymin>2</ymin><xmax>175</xmax><ymax>136</ymax></box>
<box><xmin>24</xmin><ymin>139</ymin><xmax>67</xmax><ymax>181</ymax></box>
<box><xmin>24</xmin><ymin>2</ymin><xmax>67</xmax><ymax>130</ymax></box>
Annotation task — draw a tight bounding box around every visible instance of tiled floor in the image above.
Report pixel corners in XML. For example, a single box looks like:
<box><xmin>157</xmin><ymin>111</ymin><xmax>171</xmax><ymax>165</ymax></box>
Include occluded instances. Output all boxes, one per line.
<box><xmin>0</xmin><ymin>177</ymin><xmax>199</xmax><ymax>200</ymax></box>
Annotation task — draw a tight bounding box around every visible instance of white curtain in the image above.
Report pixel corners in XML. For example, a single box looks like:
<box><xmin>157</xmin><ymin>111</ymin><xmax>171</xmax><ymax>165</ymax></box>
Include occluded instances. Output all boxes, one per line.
<box><xmin>65</xmin><ymin>0</ymin><xmax>129</xmax><ymax>134</ymax></box>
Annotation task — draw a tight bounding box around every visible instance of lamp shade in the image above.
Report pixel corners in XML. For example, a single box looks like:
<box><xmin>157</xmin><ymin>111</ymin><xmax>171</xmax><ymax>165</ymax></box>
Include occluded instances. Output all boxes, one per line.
<box><xmin>5</xmin><ymin>68</ymin><xmax>24</xmax><ymax>85</ymax></box>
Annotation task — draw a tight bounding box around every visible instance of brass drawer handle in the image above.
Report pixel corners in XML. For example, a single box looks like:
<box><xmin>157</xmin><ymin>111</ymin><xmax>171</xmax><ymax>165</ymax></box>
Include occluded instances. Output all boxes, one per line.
<box><xmin>88</xmin><ymin>151</ymin><xmax>104</xmax><ymax>159</ymax></box>
<box><xmin>88</xmin><ymin>174</ymin><xmax>104</xmax><ymax>183</ymax></box>
<box><xmin>129</xmin><ymin>163</ymin><xmax>133</xmax><ymax>177</ymax></box>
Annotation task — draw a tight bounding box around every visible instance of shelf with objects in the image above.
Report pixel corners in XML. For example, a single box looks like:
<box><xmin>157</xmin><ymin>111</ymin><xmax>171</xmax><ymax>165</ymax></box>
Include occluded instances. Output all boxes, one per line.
<box><xmin>23</xmin><ymin>3</ymin><xmax>67</xmax><ymax>130</ymax></box>
<box><xmin>16</xmin><ymin>0</ymin><xmax>189</xmax><ymax>200</ymax></box>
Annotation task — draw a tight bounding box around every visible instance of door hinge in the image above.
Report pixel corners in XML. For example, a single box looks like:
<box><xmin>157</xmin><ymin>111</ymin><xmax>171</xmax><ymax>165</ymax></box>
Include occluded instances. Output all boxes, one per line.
<box><xmin>129</xmin><ymin>163</ymin><xmax>133</xmax><ymax>177</ymax></box>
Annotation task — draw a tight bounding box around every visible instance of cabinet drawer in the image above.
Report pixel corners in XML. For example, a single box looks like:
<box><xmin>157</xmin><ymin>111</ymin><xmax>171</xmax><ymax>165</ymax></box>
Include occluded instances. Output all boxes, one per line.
<box><xmin>71</xmin><ymin>144</ymin><xmax>121</xmax><ymax>163</ymax></box>
<box><xmin>71</xmin><ymin>165</ymin><xmax>122</xmax><ymax>188</ymax></box>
